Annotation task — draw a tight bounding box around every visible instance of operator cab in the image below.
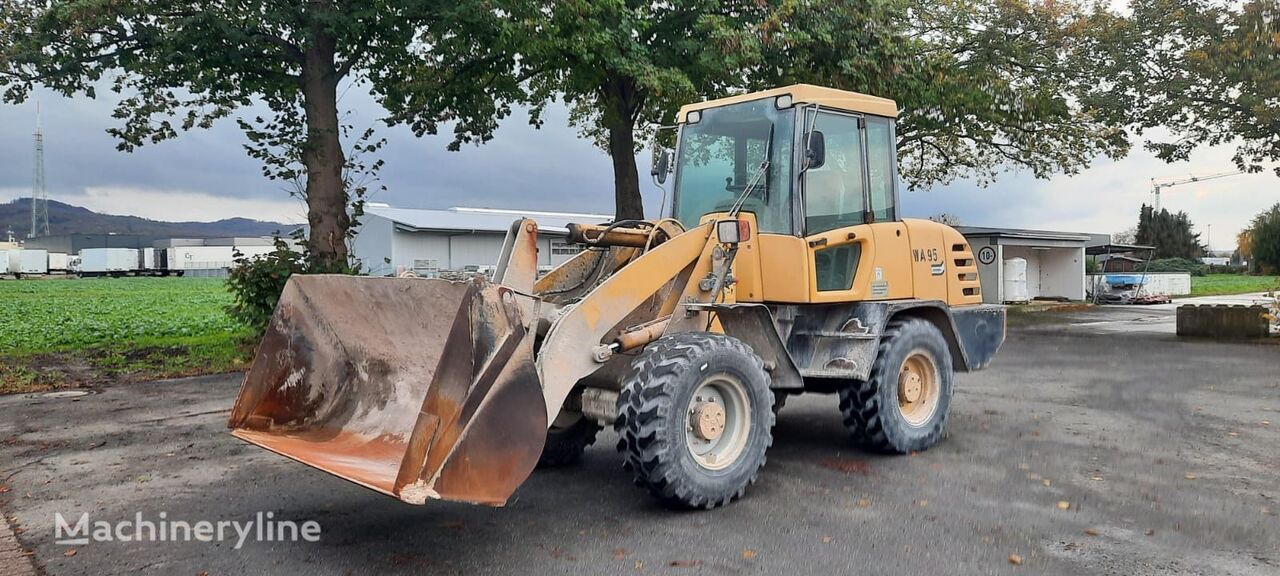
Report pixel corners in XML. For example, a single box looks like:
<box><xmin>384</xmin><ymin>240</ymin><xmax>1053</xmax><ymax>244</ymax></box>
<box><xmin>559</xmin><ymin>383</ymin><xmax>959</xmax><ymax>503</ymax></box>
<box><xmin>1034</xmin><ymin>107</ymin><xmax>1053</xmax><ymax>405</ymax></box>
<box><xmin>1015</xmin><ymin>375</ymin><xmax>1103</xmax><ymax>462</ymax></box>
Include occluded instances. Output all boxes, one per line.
<box><xmin>664</xmin><ymin>84</ymin><xmax>901</xmax><ymax>237</ymax></box>
<box><xmin>659</xmin><ymin>85</ymin><xmax>906</xmax><ymax>301</ymax></box>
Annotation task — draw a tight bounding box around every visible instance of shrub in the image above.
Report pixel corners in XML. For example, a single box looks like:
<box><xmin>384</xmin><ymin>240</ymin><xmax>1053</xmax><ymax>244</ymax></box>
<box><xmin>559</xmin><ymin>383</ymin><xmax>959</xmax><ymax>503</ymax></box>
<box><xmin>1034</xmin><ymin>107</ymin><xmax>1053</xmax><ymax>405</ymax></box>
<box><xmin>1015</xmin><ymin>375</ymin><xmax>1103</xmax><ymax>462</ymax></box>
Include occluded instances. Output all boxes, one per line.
<box><xmin>1145</xmin><ymin>257</ymin><xmax>1207</xmax><ymax>276</ymax></box>
<box><xmin>1206</xmin><ymin>263</ymin><xmax>1248</xmax><ymax>275</ymax></box>
<box><xmin>225</xmin><ymin>238</ymin><xmax>310</xmax><ymax>335</ymax></box>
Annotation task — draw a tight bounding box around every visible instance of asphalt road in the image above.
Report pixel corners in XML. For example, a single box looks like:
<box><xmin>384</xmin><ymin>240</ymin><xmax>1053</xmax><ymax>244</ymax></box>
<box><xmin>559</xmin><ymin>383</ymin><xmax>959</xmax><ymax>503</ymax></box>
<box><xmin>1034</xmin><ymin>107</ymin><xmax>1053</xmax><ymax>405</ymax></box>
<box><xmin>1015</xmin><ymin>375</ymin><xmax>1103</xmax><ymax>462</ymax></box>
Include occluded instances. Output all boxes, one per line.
<box><xmin>2</xmin><ymin>312</ymin><xmax>1278</xmax><ymax>575</ymax></box>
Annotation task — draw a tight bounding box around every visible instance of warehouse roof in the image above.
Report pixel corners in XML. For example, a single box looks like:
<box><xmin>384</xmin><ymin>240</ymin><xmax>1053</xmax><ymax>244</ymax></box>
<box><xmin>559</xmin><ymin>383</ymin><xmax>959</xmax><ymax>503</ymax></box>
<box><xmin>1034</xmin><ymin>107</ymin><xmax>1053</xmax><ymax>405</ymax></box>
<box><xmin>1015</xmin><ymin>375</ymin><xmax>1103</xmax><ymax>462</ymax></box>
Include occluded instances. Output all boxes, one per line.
<box><xmin>955</xmin><ymin>226</ymin><xmax>1093</xmax><ymax>243</ymax></box>
<box><xmin>365</xmin><ymin>205</ymin><xmax>613</xmax><ymax>235</ymax></box>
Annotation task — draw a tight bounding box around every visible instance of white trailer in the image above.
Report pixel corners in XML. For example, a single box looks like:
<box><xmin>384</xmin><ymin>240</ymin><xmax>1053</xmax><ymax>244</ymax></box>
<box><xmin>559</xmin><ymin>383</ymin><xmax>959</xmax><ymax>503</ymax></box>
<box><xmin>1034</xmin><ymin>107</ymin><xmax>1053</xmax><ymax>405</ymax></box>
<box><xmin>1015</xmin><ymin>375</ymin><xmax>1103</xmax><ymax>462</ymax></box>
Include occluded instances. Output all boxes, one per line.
<box><xmin>2</xmin><ymin>250</ymin><xmax>19</xmax><ymax>275</ymax></box>
<box><xmin>19</xmin><ymin>250</ymin><xmax>48</xmax><ymax>275</ymax></box>
<box><xmin>48</xmin><ymin>252</ymin><xmax>69</xmax><ymax>272</ymax></box>
<box><xmin>232</xmin><ymin>245</ymin><xmax>276</xmax><ymax>261</ymax></box>
<box><xmin>163</xmin><ymin>246</ymin><xmax>237</xmax><ymax>276</ymax></box>
<box><xmin>137</xmin><ymin>247</ymin><xmax>156</xmax><ymax>273</ymax></box>
<box><xmin>80</xmin><ymin>248</ymin><xmax>139</xmax><ymax>276</ymax></box>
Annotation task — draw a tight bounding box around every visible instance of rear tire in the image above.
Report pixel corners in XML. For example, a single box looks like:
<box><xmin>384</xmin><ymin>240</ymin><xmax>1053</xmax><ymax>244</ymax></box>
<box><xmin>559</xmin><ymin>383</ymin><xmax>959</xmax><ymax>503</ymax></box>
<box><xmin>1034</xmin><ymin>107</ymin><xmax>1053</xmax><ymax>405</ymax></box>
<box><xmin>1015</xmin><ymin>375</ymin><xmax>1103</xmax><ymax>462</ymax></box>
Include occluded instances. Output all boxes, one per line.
<box><xmin>839</xmin><ymin>318</ymin><xmax>953</xmax><ymax>454</ymax></box>
<box><xmin>537</xmin><ymin>416</ymin><xmax>600</xmax><ymax>467</ymax></box>
<box><xmin>615</xmin><ymin>332</ymin><xmax>774</xmax><ymax>509</ymax></box>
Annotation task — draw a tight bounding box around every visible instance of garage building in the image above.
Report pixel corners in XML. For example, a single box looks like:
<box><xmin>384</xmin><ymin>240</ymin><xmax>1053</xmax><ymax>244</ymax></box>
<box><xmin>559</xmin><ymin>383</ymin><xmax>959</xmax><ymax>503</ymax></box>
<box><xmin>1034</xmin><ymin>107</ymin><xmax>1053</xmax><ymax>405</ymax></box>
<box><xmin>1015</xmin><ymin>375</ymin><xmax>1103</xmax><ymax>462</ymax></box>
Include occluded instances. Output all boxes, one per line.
<box><xmin>957</xmin><ymin>226</ymin><xmax>1093</xmax><ymax>304</ymax></box>
<box><xmin>351</xmin><ymin>205</ymin><xmax>612</xmax><ymax>277</ymax></box>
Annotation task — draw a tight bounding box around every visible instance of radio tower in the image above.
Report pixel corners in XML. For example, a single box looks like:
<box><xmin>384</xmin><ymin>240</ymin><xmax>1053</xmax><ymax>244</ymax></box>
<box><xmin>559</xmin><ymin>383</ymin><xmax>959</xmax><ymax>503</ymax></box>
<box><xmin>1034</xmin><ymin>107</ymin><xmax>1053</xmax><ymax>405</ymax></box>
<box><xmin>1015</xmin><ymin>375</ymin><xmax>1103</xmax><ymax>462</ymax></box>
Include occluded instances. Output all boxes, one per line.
<box><xmin>29</xmin><ymin>102</ymin><xmax>50</xmax><ymax>238</ymax></box>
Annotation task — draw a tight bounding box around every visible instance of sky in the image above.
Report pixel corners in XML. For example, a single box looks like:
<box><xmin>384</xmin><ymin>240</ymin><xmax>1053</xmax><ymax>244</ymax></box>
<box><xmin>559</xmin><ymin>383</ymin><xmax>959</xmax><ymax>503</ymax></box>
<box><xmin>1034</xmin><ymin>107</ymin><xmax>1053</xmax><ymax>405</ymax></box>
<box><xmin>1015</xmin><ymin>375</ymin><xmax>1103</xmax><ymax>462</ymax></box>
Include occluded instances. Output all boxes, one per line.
<box><xmin>0</xmin><ymin>84</ymin><xmax>1275</xmax><ymax>252</ymax></box>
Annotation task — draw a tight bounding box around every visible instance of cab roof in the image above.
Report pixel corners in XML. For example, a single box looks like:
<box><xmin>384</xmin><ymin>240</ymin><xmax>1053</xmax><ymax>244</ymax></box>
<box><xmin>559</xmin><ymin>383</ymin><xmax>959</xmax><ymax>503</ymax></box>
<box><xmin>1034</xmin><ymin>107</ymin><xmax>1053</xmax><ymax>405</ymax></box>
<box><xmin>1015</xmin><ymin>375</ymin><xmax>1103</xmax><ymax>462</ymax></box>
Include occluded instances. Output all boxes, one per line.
<box><xmin>676</xmin><ymin>84</ymin><xmax>899</xmax><ymax>121</ymax></box>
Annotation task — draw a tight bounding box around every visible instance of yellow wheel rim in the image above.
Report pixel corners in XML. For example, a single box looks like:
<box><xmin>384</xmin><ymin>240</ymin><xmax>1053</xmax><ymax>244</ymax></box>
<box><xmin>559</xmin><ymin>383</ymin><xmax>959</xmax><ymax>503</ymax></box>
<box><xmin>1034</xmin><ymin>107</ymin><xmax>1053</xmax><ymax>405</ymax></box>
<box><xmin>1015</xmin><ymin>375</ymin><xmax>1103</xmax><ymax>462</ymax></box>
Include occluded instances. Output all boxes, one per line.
<box><xmin>897</xmin><ymin>350</ymin><xmax>940</xmax><ymax>427</ymax></box>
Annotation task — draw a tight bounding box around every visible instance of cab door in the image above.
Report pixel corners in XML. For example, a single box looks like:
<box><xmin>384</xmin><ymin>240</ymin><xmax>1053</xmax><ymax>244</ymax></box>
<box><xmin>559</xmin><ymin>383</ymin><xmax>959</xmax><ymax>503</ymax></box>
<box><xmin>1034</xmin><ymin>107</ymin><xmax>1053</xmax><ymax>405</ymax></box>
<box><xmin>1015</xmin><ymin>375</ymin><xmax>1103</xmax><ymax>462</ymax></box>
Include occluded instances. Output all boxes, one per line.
<box><xmin>801</xmin><ymin>108</ymin><xmax>910</xmax><ymax>303</ymax></box>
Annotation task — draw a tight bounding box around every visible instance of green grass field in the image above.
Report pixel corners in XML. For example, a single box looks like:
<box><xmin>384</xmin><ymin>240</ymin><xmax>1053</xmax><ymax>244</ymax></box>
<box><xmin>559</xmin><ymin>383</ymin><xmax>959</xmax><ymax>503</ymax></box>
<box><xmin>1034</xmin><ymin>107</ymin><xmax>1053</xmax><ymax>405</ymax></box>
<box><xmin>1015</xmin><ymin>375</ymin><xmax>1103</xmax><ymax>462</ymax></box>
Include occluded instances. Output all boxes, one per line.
<box><xmin>0</xmin><ymin>277</ymin><xmax>251</xmax><ymax>393</ymax></box>
<box><xmin>1188</xmin><ymin>274</ymin><xmax>1280</xmax><ymax>297</ymax></box>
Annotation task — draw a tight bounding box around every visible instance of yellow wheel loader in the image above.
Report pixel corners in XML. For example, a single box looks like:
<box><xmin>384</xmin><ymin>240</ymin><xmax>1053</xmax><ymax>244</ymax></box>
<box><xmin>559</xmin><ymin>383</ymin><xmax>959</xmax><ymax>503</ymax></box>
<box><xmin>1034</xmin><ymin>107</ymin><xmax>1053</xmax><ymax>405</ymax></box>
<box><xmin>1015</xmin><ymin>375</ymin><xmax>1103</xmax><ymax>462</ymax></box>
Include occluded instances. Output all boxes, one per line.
<box><xmin>229</xmin><ymin>84</ymin><xmax>1006</xmax><ymax>510</ymax></box>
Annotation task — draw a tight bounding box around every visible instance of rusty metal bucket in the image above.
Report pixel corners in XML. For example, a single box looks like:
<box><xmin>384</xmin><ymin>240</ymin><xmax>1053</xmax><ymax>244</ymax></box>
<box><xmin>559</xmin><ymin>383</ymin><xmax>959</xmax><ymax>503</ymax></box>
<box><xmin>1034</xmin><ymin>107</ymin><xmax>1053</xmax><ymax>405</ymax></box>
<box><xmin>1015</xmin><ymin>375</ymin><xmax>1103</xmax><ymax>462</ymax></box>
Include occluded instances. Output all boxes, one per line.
<box><xmin>227</xmin><ymin>275</ymin><xmax>547</xmax><ymax>506</ymax></box>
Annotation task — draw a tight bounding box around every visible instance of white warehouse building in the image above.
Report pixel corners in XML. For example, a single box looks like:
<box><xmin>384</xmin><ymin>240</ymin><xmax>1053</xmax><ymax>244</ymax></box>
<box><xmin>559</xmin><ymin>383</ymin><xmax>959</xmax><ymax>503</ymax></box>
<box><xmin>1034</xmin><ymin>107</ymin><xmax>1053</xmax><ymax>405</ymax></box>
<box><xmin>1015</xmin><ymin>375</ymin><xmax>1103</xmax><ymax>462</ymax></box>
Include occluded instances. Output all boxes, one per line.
<box><xmin>351</xmin><ymin>205</ymin><xmax>613</xmax><ymax>277</ymax></box>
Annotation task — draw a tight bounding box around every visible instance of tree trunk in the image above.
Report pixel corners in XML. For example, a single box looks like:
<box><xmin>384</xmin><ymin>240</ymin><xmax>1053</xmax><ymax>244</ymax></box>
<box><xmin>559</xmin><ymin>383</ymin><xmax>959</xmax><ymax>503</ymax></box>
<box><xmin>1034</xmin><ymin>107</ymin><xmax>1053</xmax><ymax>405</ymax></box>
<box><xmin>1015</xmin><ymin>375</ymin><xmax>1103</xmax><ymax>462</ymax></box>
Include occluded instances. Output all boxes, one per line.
<box><xmin>300</xmin><ymin>28</ymin><xmax>349</xmax><ymax>271</ymax></box>
<box><xmin>604</xmin><ymin>81</ymin><xmax>645</xmax><ymax>221</ymax></box>
<box><xmin>608</xmin><ymin>122</ymin><xmax>644</xmax><ymax>221</ymax></box>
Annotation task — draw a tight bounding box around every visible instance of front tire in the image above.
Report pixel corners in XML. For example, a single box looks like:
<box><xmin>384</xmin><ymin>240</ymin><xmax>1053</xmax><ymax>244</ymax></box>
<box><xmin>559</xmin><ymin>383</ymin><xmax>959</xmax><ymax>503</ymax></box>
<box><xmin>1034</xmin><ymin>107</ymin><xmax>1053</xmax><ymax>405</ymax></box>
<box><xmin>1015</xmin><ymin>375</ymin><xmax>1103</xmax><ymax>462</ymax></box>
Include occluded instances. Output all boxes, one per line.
<box><xmin>839</xmin><ymin>317</ymin><xmax>953</xmax><ymax>454</ymax></box>
<box><xmin>615</xmin><ymin>332</ymin><xmax>775</xmax><ymax>509</ymax></box>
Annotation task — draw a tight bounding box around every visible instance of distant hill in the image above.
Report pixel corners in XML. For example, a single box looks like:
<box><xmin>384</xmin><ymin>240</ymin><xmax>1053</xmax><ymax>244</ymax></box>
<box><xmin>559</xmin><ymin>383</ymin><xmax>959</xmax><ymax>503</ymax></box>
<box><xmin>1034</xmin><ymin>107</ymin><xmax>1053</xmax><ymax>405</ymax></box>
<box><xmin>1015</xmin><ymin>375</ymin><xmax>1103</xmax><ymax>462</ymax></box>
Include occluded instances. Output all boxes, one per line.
<box><xmin>1</xmin><ymin>198</ymin><xmax>294</xmax><ymax>238</ymax></box>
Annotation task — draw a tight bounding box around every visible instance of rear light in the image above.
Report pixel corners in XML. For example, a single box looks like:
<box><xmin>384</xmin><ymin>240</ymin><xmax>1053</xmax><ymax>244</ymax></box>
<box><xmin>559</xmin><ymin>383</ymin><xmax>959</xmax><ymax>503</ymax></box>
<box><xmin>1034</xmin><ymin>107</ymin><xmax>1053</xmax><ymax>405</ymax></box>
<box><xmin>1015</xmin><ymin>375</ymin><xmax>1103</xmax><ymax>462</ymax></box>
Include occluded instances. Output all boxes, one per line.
<box><xmin>716</xmin><ymin>220</ymin><xmax>752</xmax><ymax>244</ymax></box>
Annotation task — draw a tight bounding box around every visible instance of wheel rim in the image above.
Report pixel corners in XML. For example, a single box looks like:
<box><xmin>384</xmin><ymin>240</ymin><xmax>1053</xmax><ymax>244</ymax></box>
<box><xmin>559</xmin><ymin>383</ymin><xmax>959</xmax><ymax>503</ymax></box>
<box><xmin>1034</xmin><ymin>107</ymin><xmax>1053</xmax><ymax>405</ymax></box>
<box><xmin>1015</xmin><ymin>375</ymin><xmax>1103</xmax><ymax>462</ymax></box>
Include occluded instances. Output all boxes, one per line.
<box><xmin>685</xmin><ymin>374</ymin><xmax>751</xmax><ymax>471</ymax></box>
<box><xmin>897</xmin><ymin>350</ymin><xmax>940</xmax><ymax>427</ymax></box>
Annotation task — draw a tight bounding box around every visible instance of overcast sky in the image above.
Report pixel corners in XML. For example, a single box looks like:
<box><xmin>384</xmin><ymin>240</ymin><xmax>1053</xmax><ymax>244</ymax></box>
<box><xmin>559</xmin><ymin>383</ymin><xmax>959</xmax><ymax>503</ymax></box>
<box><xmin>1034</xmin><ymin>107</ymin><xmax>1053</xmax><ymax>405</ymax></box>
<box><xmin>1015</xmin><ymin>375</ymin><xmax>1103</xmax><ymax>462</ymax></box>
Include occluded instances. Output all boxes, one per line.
<box><xmin>0</xmin><ymin>84</ymin><xmax>1274</xmax><ymax>252</ymax></box>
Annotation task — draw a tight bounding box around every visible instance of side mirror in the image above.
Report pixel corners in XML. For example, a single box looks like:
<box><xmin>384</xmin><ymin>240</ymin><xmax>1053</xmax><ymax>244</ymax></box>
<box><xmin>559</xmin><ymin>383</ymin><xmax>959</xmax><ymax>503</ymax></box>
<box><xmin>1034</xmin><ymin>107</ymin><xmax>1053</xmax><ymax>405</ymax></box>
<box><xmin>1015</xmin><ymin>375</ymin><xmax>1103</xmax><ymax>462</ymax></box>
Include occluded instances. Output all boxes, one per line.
<box><xmin>651</xmin><ymin>150</ymin><xmax>672</xmax><ymax>185</ymax></box>
<box><xmin>805</xmin><ymin>131</ymin><xmax>826</xmax><ymax>170</ymax></box>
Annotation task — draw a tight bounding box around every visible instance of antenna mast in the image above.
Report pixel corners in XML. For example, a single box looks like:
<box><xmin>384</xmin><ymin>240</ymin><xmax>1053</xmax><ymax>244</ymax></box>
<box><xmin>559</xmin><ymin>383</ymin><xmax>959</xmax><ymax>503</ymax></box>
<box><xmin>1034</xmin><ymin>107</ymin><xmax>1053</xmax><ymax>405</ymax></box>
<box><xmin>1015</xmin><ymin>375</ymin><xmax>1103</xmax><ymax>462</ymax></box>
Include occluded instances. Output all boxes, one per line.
<box><xmin>30</xmin><ymin>102</ymin><xmax>50</xmax><ymax>238</ymax></box>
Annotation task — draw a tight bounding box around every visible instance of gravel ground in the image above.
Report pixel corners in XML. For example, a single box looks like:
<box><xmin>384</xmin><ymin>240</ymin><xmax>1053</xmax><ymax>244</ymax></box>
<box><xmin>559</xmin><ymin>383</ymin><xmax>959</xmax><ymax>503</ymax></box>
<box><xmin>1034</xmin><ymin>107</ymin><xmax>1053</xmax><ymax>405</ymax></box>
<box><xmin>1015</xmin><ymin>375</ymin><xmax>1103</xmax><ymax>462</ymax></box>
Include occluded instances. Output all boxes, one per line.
<box><xmin>1</xmin><ymin>311</ymin><xmax>1277</xmax><ymax>575</ymax></box>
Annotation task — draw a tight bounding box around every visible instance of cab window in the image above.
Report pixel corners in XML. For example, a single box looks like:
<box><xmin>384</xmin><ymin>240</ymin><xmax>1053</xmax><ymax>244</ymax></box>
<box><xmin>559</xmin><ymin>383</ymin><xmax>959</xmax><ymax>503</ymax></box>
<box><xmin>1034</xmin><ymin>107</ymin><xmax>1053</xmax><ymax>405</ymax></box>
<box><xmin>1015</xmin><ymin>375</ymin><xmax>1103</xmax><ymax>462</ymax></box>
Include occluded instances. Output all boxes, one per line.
<box><xmin>803</xmin><ymin>111</ymin><xmax>865</xmax><ymax>235</ymax></box>
<box><xmin>865</xmin><ymin>116</ymin><xmax>896</xmax><ymax>222</ymax></box>
<box><xmin>672</xmin><ymin>99</ymin><xmax>795</xmax><ymax>233</ymax></box>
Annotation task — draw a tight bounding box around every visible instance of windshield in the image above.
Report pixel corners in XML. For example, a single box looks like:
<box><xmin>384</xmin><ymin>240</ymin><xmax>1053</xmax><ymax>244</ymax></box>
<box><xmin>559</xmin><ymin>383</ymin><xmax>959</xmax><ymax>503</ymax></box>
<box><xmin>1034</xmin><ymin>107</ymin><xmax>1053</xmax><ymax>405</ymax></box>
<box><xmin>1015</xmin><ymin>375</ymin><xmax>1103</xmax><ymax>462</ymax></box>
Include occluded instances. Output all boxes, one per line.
<box><xmin>672</xmin><ymin>99</ymin><xmax>795</xmax><ymax>233</ymax></box>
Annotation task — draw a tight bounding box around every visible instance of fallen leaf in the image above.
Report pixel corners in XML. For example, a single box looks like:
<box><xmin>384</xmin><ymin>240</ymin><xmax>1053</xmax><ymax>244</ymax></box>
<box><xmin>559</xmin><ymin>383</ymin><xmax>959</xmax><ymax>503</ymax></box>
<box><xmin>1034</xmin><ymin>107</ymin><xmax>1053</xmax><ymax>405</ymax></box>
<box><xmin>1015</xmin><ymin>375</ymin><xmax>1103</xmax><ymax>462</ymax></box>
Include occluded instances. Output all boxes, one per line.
<box><xmin>742</xmin><ymin>549</ymin><xmax>757</xmax><ymax>559</ymax></box>
<box><xmin>1227</xmin><ymin>432</ymin><xmax>1239</xmax><ymax>437</ymax></box>
<box><xmin>1042</xmin><ymin>479</ymin><xmax>1052</xmax><ymax>487</ymax></box>
<box><xmin>818</xmin><ymin>457</ymin><xmax>872</xmax><ymax>475</ymax></box>
<box><xmin>917</xmin><ymin>499</ymin><xmax>929</xmax><ymax>508</ymax></box>
<box><xmin>612</xmin><ymin>549</ymin><xmax>627</xmax><ymax>560</ymax></box>
<box><xmin>198</xmin><ymin>572</ymin><xmax>209</xmax><ymax>576</ymax></box>
<box><xmin>1184</xmin><ymin>473</ymin><xmax>1197</xmax><ymax>480</ymax></box>
<box><xmin>64</xmin><ymin>549</ymin><xmax>77</xmax><ymax>557</ymax></box>
<box><xmin>1056</xmin><ymin>501</ymin><xmax>1070</xmax><ymax>510</ymax></box>
<box><xmin>822</xmin><ymin>536</ymin><xmax>833</xmax><ymax>544</ymax></box>
<box><xmin>1084</xmin><ymin>528</ymin><xmax>1099</xmax><ymax>536</ymax></box>
<box><xmin>0</xmin><ymin>485</ymin><xmax>9</xmax><ymax>494</ymax></box>
<box><xmin>669</xmin><ymin>559</ymin><xmax>702</xmax><ymax>568</ymax></box>
<box><xmin>13</xmin><ymin>527</ymin><xmax>24</xmax><ymax>535</ymax></box>
<box><xmin>634</xmin><ymin>560</ymin><xmax>644</xmax><ymax>570</ymax></box>
<box><xmin>1262</xmin><ymin>421</ymin><xmax>1271</xmax><ymax>426</ymax></box>
<box><xmin>1091</xmin><ymin>475</ymin><xmax>1104</xmax><ymax>481</ymax></box>
<box><xmin>1008</xmin><ymin>553</ymin><xmax>1023</xmax><ymax>565</ymax></box>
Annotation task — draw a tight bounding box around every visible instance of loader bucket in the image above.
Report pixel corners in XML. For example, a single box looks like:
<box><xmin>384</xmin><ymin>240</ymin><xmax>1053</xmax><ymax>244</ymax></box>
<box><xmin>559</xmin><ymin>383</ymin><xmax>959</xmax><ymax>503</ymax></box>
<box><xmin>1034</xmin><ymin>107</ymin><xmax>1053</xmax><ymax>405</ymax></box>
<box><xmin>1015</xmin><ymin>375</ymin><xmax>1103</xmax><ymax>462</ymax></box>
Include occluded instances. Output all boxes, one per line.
<box><xmin>228</xmin><ymin>275</ymin><xmax>547</xmax><ymax>506</ymax></box>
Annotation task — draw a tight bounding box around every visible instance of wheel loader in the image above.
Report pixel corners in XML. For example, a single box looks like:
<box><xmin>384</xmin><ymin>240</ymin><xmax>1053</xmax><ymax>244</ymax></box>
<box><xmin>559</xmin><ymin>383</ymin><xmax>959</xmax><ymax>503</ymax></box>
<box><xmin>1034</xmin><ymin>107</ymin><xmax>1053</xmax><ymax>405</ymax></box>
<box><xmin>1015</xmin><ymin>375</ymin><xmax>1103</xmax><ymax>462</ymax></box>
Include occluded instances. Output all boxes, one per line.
<box><xmin>228</xmin><ymin>84</ymin><xmax>1006</xmax><ymax>509</ymax></box>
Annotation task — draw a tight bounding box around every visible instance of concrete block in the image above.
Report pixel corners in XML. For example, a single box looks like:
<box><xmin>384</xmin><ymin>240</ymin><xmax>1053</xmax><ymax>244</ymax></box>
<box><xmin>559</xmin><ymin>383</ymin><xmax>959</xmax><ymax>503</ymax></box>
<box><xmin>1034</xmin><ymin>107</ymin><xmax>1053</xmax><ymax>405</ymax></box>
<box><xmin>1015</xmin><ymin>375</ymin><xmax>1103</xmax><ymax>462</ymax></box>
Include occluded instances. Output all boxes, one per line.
<box><xmin>1176</xmin><ymin>304</ymin><xmax>1271</xmax><ymax>339</ymax></box>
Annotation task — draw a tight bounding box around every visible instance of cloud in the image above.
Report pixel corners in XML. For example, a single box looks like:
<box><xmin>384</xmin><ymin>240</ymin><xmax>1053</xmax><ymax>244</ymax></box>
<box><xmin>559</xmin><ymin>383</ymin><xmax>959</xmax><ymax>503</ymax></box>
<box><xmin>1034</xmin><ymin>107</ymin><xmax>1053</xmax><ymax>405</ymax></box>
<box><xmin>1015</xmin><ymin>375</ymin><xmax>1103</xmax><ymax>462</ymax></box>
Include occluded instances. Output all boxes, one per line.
<box><xmin>0</xmin><ymin>86</ymin><xmax>1274</xmax><ymax>252</ymax></box>
<box><xmin>0</xmin><ymin>186</ymin><xmax>307</xmax><ymax>224</ymax></box>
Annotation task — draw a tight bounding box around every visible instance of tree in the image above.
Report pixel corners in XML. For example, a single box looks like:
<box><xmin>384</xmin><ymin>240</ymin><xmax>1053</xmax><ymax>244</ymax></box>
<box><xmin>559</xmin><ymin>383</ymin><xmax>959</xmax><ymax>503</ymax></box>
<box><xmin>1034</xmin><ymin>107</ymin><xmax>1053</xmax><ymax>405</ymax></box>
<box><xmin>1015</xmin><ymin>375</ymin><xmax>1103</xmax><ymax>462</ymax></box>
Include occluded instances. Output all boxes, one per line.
<box><xmin>0</xmin><ymin>1</ymin><xmax>516</xmax><ymax>269</ymax></box>
<box><xmin>504</xmin><ymin>1</ymin><xmax>761</xmax><ymax>220</ymax></box>
<box><xmin>929</xmin><ymin>213</ymin><xmax>963</xmax><ymax>226</ymax></box>
<box><xmin>1114</xmin><ymin>226</ymin><xmax>1139</xmax><ymax>245</ymax></box>
<box><xmin>1085</xmin><ymin>0</ymin><xmax>1280</xmax><ymax>176</ymax></box>
<box><xmin>1135</xmin><ymin>204</ymin><xmax>1205</xmax><ymax>260</ymax></box>
<box><xmin>750</xmin><ymin>0</ymin><xmax>1131</xmax><ymax>189</ymax></box>
<box><xmin>1241</xmin><ymin>203</ymin><xmax>1280</xmax><ymax>274</ymax></box>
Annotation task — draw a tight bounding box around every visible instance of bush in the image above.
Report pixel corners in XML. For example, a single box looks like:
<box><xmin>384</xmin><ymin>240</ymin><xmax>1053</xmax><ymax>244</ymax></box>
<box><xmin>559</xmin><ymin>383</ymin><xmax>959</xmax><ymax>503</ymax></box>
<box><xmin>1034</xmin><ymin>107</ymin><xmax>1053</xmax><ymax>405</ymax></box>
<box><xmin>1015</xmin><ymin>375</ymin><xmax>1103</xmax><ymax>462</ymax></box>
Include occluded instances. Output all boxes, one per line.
<box><xmin>1145</xmin><ymin>257</ymin><xmax>1207</xmax><ymax>276</ymax></box>
<box><xmin>225</xmin><ymin>239</ymin><xmax>311</xmax><ymax>335</ymax></box>
<box><xmin>1206</xmin><ymin>263</ymin><xmax>1248</xmax><ymax>275</ymax></box>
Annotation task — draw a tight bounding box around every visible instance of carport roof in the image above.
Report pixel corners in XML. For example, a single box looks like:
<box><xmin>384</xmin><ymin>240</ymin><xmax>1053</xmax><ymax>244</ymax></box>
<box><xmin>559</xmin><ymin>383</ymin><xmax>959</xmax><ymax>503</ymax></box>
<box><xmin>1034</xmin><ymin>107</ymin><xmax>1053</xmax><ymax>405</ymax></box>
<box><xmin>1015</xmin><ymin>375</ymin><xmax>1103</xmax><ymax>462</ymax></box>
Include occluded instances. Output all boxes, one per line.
<box><xmin>955</xmin><ymin>226</ymin><xmax>1092</xmax><ymax>243</ymax></box>
<box><xmin>1085</xmin><ymin>243</ymin><xmax>1157</xmax><ymax>255</ymax></box>
<box><xmin>366</xmin><ymin>205</ymin><xmax>613</xmax><ymax>235</ymax></box>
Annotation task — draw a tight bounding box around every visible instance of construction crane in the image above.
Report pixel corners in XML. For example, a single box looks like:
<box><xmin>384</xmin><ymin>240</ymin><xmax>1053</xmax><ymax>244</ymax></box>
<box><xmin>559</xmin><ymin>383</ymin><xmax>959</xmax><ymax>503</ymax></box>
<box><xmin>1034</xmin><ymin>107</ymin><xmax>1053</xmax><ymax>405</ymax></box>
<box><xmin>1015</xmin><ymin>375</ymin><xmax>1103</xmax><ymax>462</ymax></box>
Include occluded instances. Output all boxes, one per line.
<box><xmin>1150</xmin><ymin>170</ymin><xmax>1245</xmax><ymax>211</ymax></box>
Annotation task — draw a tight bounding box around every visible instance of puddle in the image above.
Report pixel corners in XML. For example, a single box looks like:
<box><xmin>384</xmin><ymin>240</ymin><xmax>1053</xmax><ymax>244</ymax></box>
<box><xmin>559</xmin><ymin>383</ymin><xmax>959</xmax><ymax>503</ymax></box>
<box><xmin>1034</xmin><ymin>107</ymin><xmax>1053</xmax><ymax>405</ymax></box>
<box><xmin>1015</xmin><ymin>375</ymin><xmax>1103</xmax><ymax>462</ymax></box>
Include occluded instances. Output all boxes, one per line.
<box><xmin>40</xmin><ymin>390</ymin><xmax>95</xmax><ymax>399</ymax></box>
